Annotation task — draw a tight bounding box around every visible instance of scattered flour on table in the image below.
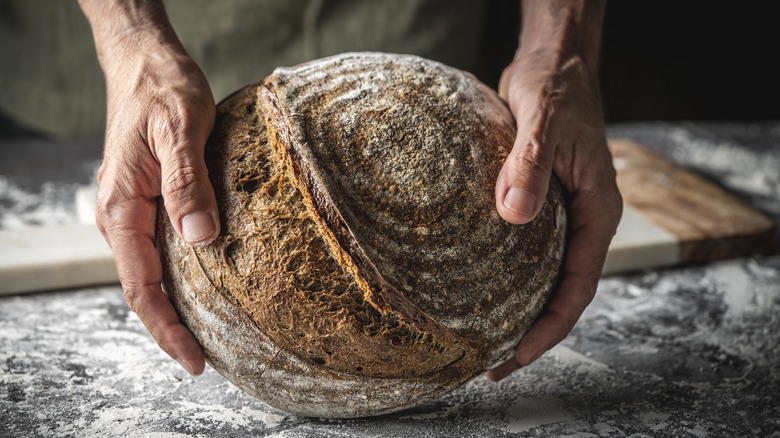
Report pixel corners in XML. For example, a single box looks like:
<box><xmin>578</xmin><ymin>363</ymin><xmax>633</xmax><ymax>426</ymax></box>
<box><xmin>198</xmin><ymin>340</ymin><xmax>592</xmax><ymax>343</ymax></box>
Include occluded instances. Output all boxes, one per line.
<box><xmin>667</xmin><ymin>126</ymin><xmax>780</xmax><ymax>200</ymax></box>
<box><xmin>706</xmin><ymin>262</ymin><xmax>754</xmax><ymax>316</ymax></box>
<box><xmin>638</xmin><ymin>411</ymin><xmax>672</xmax><ymax>432</ymax></box>
<box><xmin>548</xmin><ymin>345</ymin><xmax>610</xmax><ymax>373</ymax></box>
<box><xmin>39</xmin><ymin>407</ymin><xmax>175</xmax><ymax>438</ymax></box>
<box><xmin>0</xmin><ymin>175</ymin><xmax>78</xmax><ymax>228</ymax></box>
<box><xmin>175</xmin><ymin>400</ymin><xmax>287</xmax><ymax>429</ymax></box>
<box><xmin>502</xmin><ymin>395</ymin><xmax>572</xmax><ymax>433</ymax></box>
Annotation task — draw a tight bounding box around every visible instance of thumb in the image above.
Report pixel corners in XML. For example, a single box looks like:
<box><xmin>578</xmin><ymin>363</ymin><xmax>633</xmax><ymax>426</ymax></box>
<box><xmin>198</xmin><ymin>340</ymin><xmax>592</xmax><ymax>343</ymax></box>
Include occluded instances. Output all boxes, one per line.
<box><xmin>495</xmin><ymin>136</ymin><xmax>555</xmax><ymax>225</ymax></box>
<box><xmin>158</xmin><ymin>135</ymin><xmax>220</xmax><ymax>246</ymax></box>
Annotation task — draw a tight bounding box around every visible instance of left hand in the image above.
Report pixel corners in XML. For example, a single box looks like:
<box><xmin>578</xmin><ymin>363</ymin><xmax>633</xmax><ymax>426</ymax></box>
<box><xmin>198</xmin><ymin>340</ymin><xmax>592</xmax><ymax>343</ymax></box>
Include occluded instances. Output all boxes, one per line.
<box><xmin>486</xmin><ymin>46</ymin><xmax>622</xmax><ymax>381</ymax></box>
<box><xmin>78</xmin><ymin>0</ymin><xmax>221</xmax><ymax>376</ymax></box>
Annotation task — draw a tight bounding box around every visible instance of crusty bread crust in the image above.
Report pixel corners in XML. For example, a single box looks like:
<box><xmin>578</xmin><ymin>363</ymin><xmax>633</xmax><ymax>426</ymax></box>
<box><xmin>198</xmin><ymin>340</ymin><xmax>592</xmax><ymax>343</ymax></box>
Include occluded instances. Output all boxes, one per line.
<box><xmin>157</xmin><ymin>53</ymin><xmax>566</xmax><ymax>418</ymax></box>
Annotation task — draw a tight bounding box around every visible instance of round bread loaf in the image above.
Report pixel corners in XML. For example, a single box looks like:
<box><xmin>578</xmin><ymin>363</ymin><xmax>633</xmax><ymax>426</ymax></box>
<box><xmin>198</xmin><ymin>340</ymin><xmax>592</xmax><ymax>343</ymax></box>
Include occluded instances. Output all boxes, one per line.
<box><xmin>156</xmin><ymin>52</ymin><xmax>567</xmax><ymax>418</ymax></box>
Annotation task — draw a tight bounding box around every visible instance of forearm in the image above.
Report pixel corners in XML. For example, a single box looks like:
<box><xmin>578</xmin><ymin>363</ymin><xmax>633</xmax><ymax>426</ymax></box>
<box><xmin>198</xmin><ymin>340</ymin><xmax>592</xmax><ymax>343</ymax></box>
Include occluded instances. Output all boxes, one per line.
<box><xmin>77</xmin><ymin>0</ymin><xmax>184</xmax><ymax>76</ymax></box>
<box><xmin>518</xmin><ymin>0</ymin><xmax>606</xmax><ymax>73</ymax></box>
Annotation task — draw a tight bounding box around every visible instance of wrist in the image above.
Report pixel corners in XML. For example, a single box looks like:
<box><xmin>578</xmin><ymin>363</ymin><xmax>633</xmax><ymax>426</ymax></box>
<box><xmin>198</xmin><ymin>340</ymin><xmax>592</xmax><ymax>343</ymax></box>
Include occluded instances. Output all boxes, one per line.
<box><xmin>78</xmin><ymin>0</ymin><xmax>186</xmax><ymax>77</ymax></box>
<box><xmin>517</xmin><ymin>0</ymin><xmax>605</xmax><ymax>74</ymax></box>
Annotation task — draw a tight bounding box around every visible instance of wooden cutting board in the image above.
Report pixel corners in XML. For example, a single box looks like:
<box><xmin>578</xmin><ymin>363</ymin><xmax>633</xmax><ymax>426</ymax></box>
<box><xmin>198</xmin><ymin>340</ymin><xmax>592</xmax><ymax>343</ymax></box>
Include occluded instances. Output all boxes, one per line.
<box><xmin>603</xmin><ymin>139</ymin><xmax>776</xmax><ymax>274</ymax></box>
<box><xmin>0</xmin><ymin>140</ymin><xmax>776</xmax><ymax>295</ymax></box>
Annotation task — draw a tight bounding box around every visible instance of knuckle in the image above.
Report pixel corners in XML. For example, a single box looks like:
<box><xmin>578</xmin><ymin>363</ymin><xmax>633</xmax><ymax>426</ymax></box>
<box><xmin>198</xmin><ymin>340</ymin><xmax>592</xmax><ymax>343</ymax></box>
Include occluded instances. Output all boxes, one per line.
<box><xmin>162</xmin><ymin>165</ymin><xmax>201</xmax><ymax>201</ymax></box>
<box><xmin>600</xmin><ymin>184</ymin><xmax>624</xmax><ymax>233</ymax></box>
<box><xmin>93</xmin><ymin>181</ymin><xmax>138</xmax><ymax>241</ymax></box>
<box><xmin>94</xmin><ymin>202</ymin><xmax>109</xmax><ymax>234</ymax></box>
<box><xmin>151</xmin><ymin>112</ymin><xmax>186</xmax><ymax>151</ymax></box>
<box><xmin>563</xmin><ymin>269</ymin><xmax>602</xmax><ymax>305</ymax></box>
<box><xmin>580</xmin><ymin>264</ymin><xmax>604</xmax><ymax>302</ymax></box>
<box><xmin>152</xmin><ymin>95</ymin><xmax>212</xmax><ymax>150</ymax></box>
<box><xmin>508</xmin><ymin>147</ymin><xmax>551</xmax><ymax>180</ymax></box>
<box><xmin>120</xmin><ymin>281</ymin><xmax>158</xmax><ymax>319</ymax></box>
<box><xmin>122</xmin><ymin>284</ymin><xmax>140</xmax><ymax>313</ymax></box>
<box><xmin>94</xmin><ymin>189</ymin><xmax>116</xmax><ymax>241</ymax></box>
<box><xmin>583</xmin><ymin>272</ymin><xmax>602</xmax><ymax>302</ymax></box>
<box><xmin>95</xmin><ymin>215</ymin><xmax>109</xmax><ymax>240</ymax></box>
<box><xmin>609</xmin><ymin>191</ymin><xmax>624</xmax><ymax>230</ymax></box>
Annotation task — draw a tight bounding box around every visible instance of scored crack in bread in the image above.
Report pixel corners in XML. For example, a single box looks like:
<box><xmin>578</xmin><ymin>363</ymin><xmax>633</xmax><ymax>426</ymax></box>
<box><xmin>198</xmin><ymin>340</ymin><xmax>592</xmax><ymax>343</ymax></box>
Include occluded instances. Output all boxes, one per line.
<box><xmin>156</xmin><ymin>52</ymin><xmax>567</xmax><ymax>418</ymax></box>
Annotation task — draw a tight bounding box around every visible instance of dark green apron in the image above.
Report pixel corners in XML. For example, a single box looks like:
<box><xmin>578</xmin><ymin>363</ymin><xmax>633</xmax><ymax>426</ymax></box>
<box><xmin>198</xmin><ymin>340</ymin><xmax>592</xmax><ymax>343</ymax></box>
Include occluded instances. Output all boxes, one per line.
<box><xmin>1</xmin><ymin>0</ymin><xmax>516</xmax><ymax>139</ymax></box>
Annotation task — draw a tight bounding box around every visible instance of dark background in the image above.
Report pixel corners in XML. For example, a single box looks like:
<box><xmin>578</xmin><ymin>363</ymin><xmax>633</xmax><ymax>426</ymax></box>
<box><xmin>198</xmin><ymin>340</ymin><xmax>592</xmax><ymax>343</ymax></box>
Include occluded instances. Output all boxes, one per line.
<box><xmin>482</xmin><ymin>1</ymin><xmax>778</xmax><ymax>123</ymax></box>
<box><xmin>600</xmin><ymin>2</ymin><xmax>778</xmax><ymax>122</ymax></box>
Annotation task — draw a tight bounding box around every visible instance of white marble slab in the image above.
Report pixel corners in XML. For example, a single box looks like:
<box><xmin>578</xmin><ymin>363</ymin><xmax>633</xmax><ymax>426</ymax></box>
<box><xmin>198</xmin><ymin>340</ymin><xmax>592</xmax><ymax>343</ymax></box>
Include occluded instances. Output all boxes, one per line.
<box><xmin>0</xmin><ymin>223</ymin><xmax>117</xmax><ymax>295</ymax></box>
<box><xmin>603</xmin><ymin>205</ymin><xmax>679</xmax><ymax>275</ymax></box>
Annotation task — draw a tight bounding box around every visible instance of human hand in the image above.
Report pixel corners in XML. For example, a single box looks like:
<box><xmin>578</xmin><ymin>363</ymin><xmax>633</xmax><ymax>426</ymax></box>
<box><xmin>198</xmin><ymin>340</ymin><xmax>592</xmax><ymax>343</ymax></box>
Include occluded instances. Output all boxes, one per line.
<box><xmin>486</xmin><ymin>0</ymin><xmax>621</xmax><ymax>381</ymax></box>
<box><xmin>80</xmin><ymin>0</ymin><xmax>218</xmax><ymax>376</ymax></box>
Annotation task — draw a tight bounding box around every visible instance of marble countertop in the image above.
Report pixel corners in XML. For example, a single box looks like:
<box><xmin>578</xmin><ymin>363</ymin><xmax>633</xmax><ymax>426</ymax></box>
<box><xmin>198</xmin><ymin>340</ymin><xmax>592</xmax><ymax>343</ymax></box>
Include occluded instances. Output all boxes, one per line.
<box><xmin>1</xmin><ymin>122</ymin><xmax>779</xmax><ymax>437</ymax></box>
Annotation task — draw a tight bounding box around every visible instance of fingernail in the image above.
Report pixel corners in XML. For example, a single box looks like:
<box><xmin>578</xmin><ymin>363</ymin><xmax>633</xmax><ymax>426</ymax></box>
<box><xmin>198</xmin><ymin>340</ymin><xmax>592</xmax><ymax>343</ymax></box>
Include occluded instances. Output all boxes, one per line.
<box><xmin>177</xmin><ymin>358</ymin><xmax>195</xmax><ymax>376</ymax></box>
<box><xmin>181</xmin><ymin>211</ymin><xmax>217</xmax><ymax>245</ymax></box>
<box><xmin>503</xmin><ymin>187</ymin><xmax>537</xmax><ymax>217</ymax></box>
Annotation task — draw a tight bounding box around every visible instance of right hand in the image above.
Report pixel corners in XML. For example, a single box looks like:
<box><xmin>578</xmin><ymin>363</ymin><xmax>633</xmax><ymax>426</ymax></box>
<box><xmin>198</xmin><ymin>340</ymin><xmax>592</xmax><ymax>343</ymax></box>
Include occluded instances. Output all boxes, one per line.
<box><xmin>485</xmin><ymin>0</ymin><xmax>619</xmax><ymax>381</ymax></box>
<box><xmin>486</xmin><ymin>48</ymin><xmax>621</xmax><ymax>381</ymax></box>
<box><xmin>95</xmin><ymin>30</ymin><xmax>218</xmax><ymax>376</ymax></box>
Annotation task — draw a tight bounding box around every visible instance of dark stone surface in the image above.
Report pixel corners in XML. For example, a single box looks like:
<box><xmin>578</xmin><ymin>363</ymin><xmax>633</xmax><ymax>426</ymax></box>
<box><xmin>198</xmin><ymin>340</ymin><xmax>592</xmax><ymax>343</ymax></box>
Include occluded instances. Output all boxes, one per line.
<box><xmin>1</xmin><ymin>122</ymin><xmax>779</xmax><ymax>437</ymax></box>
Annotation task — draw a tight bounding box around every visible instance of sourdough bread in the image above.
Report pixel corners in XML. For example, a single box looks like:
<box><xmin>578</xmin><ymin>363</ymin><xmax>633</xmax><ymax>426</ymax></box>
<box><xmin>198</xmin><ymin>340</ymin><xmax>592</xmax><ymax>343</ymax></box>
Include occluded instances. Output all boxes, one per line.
<box><xmin>156</xmin><ymin>52</ymin><xmax>567</xmax><ymax>418</ymax></box>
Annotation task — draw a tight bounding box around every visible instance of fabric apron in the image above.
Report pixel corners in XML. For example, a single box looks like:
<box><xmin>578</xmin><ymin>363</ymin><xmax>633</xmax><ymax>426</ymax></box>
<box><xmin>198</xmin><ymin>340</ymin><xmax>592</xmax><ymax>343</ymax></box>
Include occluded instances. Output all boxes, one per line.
<box><xmin>0</xmin><ymin>0</ymin><xmax>517</xmax><ymax>139</ymax></box>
